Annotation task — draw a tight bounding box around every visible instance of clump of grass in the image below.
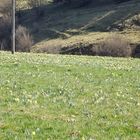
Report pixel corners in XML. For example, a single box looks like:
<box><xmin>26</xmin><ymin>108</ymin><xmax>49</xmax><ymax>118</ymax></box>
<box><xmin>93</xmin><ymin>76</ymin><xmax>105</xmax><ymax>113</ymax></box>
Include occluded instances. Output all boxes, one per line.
<box><xmin>16</xmin><ymin>25</ymin><xmax>33</xmax><ymax>52</ymax></box>
<box><xmin>97</xmin><ymin>34</ymin><xmax>132</xmax><ymax>57</ymax></box>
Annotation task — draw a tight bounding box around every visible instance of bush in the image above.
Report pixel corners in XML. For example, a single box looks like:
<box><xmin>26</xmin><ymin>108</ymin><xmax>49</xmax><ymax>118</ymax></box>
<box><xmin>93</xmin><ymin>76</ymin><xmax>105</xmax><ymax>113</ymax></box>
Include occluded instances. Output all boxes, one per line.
<box><xmin>0</xmin><ymin>0</ymin><xmax>12</xmax><ymax>51</ymax></box>
<box><xmin>27</xmin><ymin>0</ymin><xmax>47</xmax><ymax>8</ymax></box>
<box><xmin>132</xmin><ymin>14</ymin><xmax>140</xmax><ymax>26</ymax></box>
<box><xmin>0</xmin><ymin>15</ymin><xmax>12</xmax><ymax>50</ymax></box>
<box><xmin>0</xmin><ymin>0</ymin><xmax>12</xmax><ymax>50</ymax></box>
<box><xmin>16</xmin><ymin>26</ymin><xmax>33</xmax><ymax>52</ymax></box>
<box><xmin>97</xmin><ymin>35</ymin><xmax>132</xmax><ymax>57</ymax></box>
<box><xmin>0</xmin><ymin>0</ymin><xmax>12</xmax><ymax>14</ymax></box>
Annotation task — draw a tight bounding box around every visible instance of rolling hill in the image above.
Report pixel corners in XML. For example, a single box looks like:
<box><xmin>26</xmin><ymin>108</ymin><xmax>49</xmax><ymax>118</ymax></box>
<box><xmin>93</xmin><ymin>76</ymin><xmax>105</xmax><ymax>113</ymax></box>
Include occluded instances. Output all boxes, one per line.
<box><xmin>18</xmin><ymin>0</ymin><xmax>140</xmax><ymax>55</ymax></box>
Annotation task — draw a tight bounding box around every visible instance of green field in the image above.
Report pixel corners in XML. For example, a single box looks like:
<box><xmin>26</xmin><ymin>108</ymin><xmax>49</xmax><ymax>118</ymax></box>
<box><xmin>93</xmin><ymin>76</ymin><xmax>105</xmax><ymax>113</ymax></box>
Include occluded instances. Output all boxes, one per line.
<box><xmin>0</xmin><ymin>52</ymin><xmax>140</xmax><ymax>139</ymax></box>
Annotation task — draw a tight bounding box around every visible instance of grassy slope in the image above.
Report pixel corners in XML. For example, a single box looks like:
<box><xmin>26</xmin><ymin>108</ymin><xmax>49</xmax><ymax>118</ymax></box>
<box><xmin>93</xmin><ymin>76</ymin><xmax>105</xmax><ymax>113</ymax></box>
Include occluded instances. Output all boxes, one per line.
<box><xmin>20</xmin><ymin>0</ymin><xmax>140</xmax><ymax>51</ymax></box>
<box><xmin>0</xmin><ymin>52</ymin><xmax>140</xmax><ymax>139</ymax></box>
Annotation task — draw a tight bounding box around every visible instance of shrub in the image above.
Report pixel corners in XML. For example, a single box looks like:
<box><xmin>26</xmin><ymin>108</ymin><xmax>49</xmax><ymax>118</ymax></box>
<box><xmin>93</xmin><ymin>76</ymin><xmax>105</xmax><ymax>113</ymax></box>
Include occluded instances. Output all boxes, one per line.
<box><xmin>0</xmin><ymin>15</ymin><xmax>12</xmax><ymax>50</ymax></box>
<box><xmin>0</xmin><ymin>0</ymin><xmax>12</xmax><ymax>14</ymax></box>
<box><xmin>97</xmin><ymin>35</ymin><xmax>132</xmax><ymax>57</ymax></box>
<box><xmin>132</xmin><ymin>14</ymin><xmax>140</xmax><ymax>26</ymax></box>
<box><xmin>0</xmin><ymin>0</ymin><xmax>12</xmax><ymax>51</ymax></box>
<box><xmin>16</xmin><ymin>26</ymin><xmax>33</xmax><ymax>52</ymax></box>
<box><xmin>27</xmin><ymin>0</ymin><xmax>47</xmax><ymax>8</ymax></box>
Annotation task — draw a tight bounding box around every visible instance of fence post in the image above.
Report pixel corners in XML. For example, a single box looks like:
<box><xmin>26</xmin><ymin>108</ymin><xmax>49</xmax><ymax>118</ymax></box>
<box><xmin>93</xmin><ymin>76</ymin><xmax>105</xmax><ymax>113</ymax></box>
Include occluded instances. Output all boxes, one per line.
<box><xmin>12</xmin><ymin>0</ymin><xmax>15</xmax><ymax>54</ymax></box>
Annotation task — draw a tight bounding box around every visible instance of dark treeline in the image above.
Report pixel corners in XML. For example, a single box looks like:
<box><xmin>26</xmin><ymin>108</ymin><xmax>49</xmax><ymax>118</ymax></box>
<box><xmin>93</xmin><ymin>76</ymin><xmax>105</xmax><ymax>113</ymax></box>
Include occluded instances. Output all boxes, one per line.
<box><xmin>53</xmin><ymin>0</ymin><xmax>132</xmax><ymax>5</ymax></box>
<box><xmin>25</xmin><ymin>0</ymin><xmax>132</xmax><ymax>9</ymax></box>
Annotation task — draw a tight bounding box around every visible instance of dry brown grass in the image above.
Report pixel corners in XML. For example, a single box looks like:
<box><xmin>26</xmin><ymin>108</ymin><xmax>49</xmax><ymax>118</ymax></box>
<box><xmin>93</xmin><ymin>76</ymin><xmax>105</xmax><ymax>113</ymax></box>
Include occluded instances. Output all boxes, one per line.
<box><xmin>16</xmin><ymin>26</ymin><xmax>33</xmax><ymax>52</ymax></box>
<box><xmin>97</xmin><ymin>34</ymin><xmax>132</xmax><ymax>57</ymax></box>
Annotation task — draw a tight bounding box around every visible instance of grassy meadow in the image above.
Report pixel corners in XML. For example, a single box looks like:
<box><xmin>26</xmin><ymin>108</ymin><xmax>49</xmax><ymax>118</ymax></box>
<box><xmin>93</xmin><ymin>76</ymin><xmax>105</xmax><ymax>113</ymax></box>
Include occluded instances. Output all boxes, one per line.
<box><xmin>0</xmin><ymin>51</ymin><xmax>140</xmax><ymax>139</ymax></box>
<box><xmin>0</xmin><ymin>0</ymin><xmax>140</xmax><ymax>139</ymax></box>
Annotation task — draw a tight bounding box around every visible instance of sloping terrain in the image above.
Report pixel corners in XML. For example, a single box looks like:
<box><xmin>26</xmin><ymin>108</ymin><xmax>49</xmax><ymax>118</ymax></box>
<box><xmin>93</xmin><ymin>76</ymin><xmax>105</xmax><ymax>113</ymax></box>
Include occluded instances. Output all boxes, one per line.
<box><xmin>0</xmin><ymin>51</ymin><xmax>140</xmax><ymax>139</ymax></box>
<box><xmin>18</xmin><ymin>0</ymin><xmax>140</xmax><ymax>54</ymax></box>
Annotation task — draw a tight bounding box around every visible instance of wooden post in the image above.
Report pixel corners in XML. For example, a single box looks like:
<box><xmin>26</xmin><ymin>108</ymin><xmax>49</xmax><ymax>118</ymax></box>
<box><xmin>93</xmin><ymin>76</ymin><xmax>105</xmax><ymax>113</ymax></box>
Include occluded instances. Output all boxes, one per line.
<box><xmin>12</xmin><ymin>0</ymin><xmax>15</xmax><ymax>54</ymax></box>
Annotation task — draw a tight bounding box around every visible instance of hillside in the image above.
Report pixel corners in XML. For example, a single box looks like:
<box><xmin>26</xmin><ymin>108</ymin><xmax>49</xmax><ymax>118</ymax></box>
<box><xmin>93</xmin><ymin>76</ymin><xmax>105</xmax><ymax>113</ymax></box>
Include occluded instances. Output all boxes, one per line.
<box><xmin>0</xmin><ymin>51</ymin><xmax>140</xmax><ymax>139</ymax></box>
<box><xmin>18</xmin><ymin>0</ymin><xmax>140</xmax><ymax>55</ymax></box>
